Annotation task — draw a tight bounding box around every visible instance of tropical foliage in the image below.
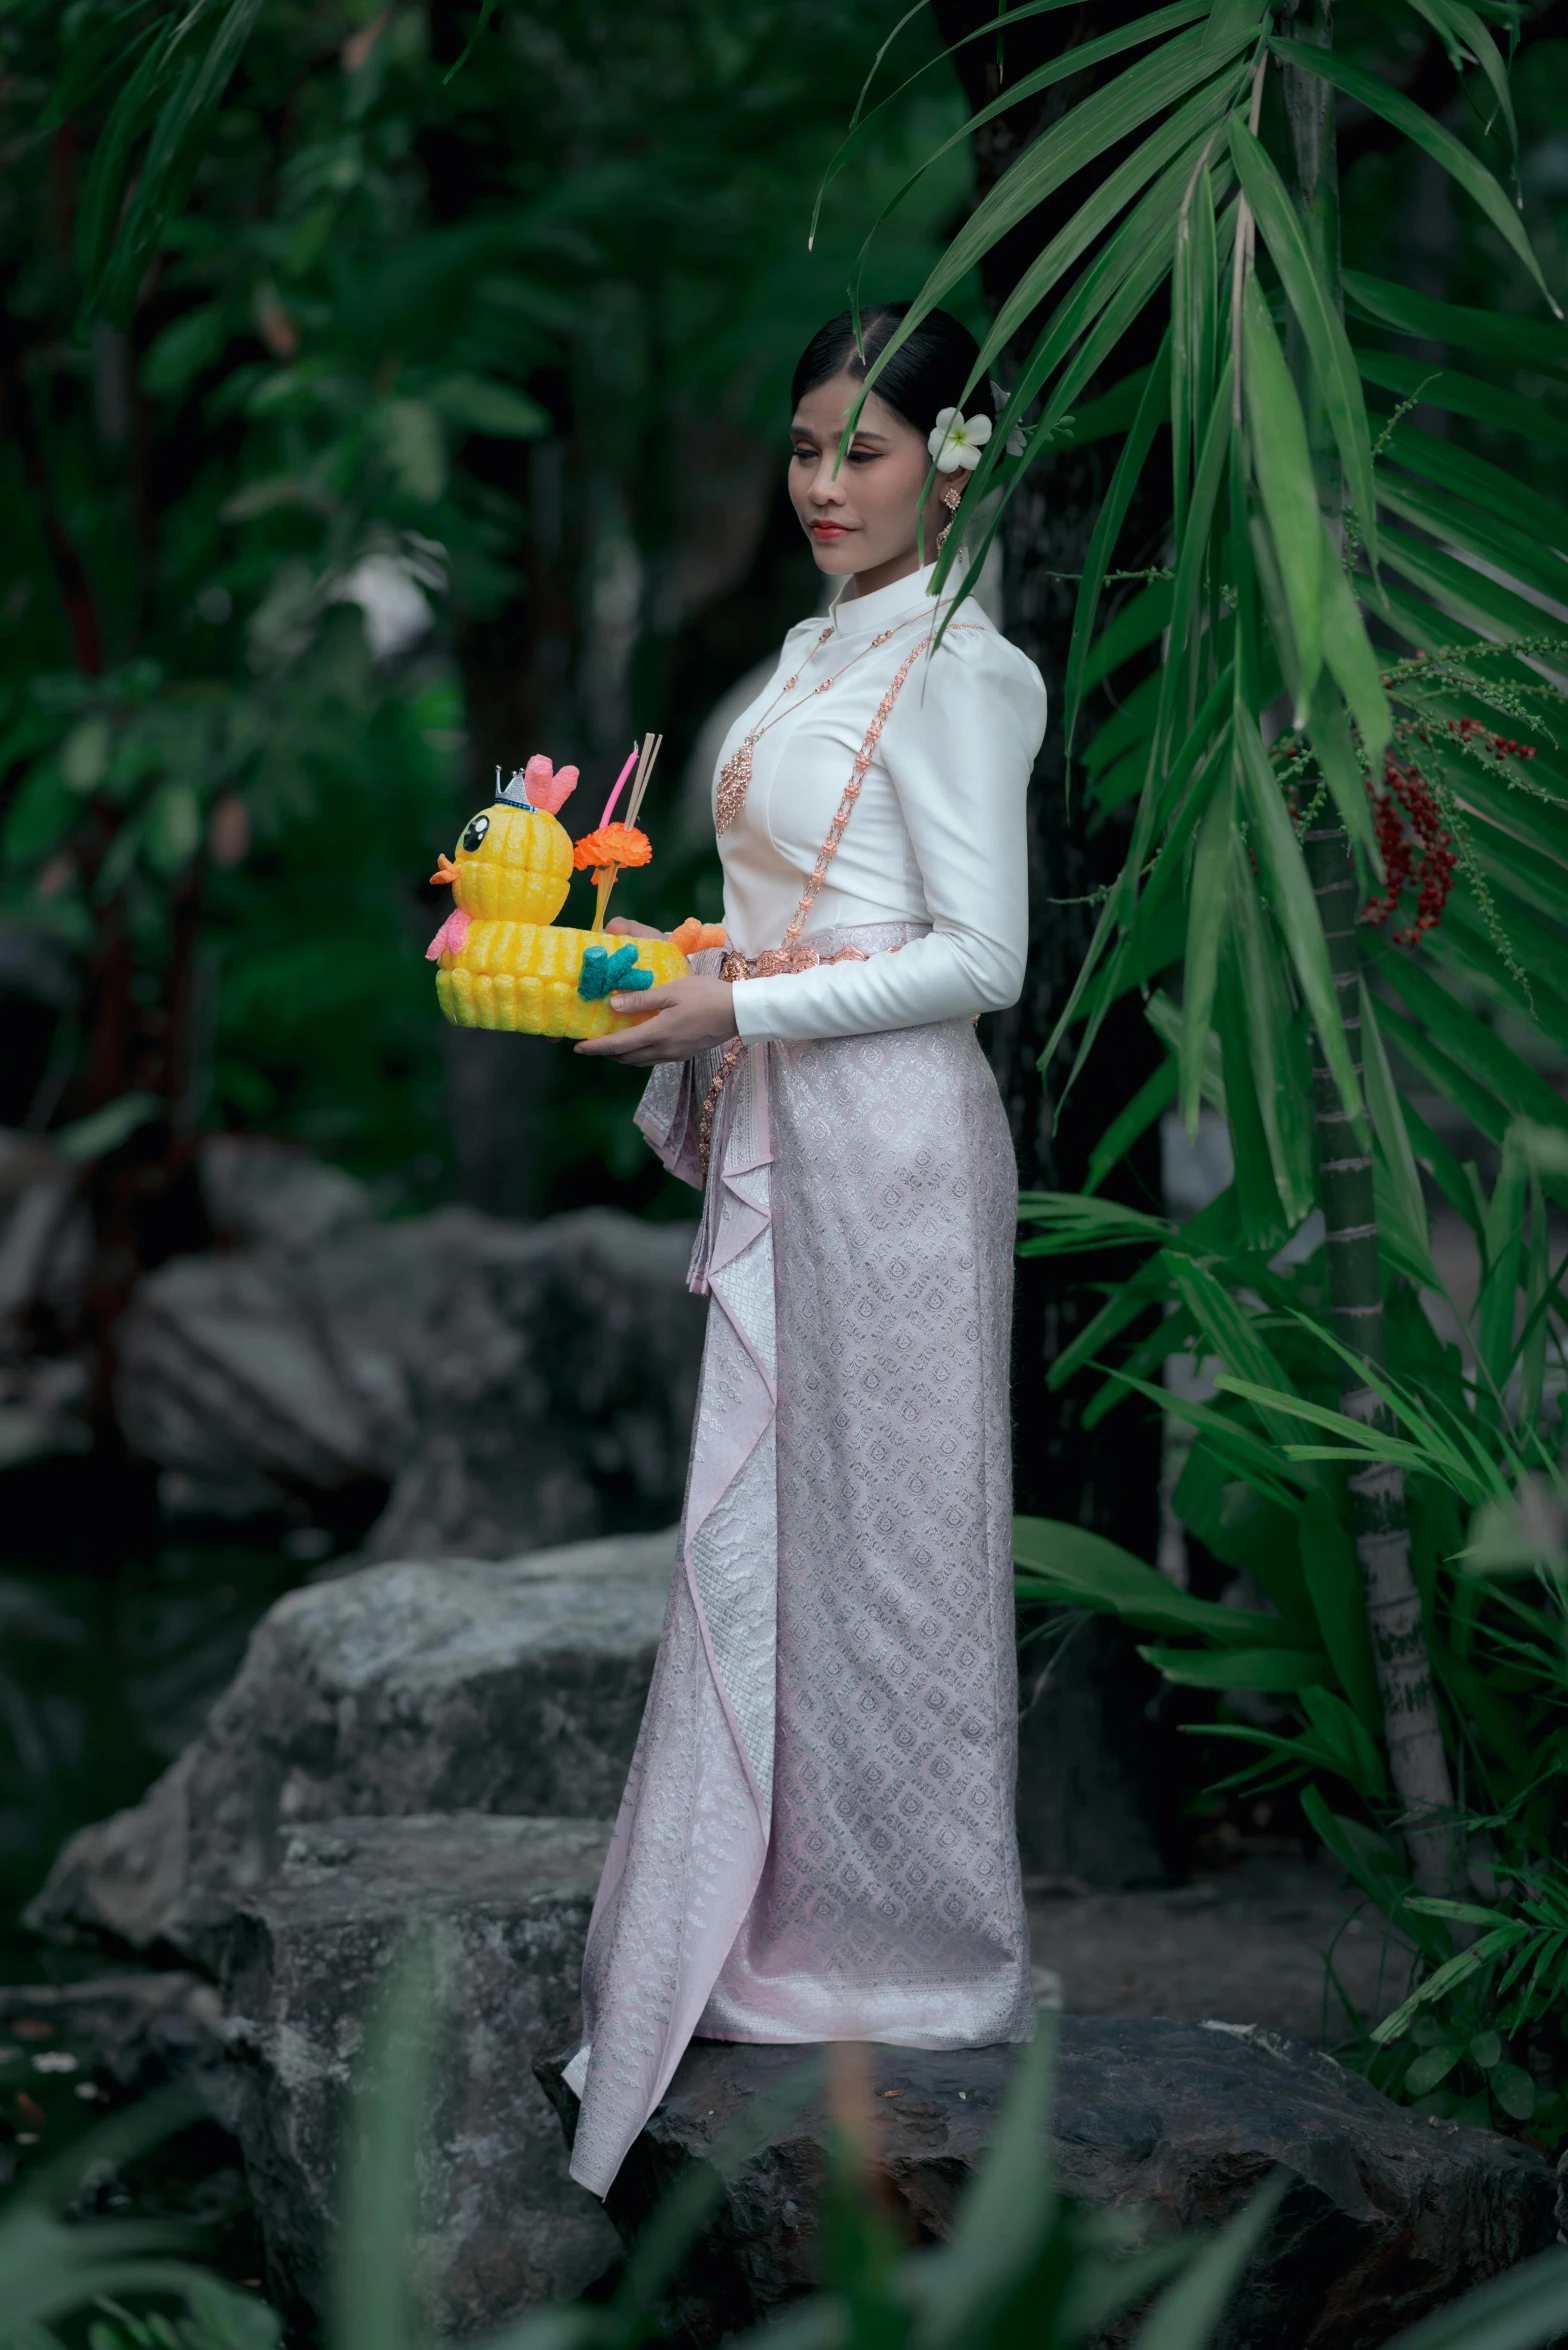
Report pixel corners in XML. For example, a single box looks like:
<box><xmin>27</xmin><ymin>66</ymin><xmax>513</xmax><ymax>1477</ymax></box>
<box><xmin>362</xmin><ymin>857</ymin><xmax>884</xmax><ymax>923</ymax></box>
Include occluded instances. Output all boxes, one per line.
<box><xmin>0</xmin><ymin>0</ymin><xmax>974</xmax><ymax>1221</ymax></box>
<box><xmin>847</xmin><ymin>0</ymin><xmax>1568</xmax><ymax>2129</ymax></box>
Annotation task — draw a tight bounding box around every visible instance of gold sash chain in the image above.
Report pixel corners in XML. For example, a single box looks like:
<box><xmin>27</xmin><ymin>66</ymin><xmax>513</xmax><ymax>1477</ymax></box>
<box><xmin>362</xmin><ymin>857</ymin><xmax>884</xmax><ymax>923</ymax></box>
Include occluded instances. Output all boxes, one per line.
<box><xmin>698</xmin><ymin>626</ymin><xmax>980</xmax><ymax>1179</ymax></box>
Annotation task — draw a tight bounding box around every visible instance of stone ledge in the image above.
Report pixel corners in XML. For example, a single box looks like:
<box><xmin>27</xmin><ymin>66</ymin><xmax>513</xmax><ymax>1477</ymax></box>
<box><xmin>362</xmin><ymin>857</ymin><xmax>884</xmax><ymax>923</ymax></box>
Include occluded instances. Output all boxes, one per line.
<box><xmin>26</xmin><ymin>1528</ymin><xmax>675</xmax><ymax>1966</ymax></box>
<box><xmin>536</xmin><ymin>2018</ymin><xmax>1555</xmax><ymax>2350</ymax></box>
<box><xmin>216</xmin><ymin>1812</ymin><xmax>618</xmax><ymax>2336</ymax></box>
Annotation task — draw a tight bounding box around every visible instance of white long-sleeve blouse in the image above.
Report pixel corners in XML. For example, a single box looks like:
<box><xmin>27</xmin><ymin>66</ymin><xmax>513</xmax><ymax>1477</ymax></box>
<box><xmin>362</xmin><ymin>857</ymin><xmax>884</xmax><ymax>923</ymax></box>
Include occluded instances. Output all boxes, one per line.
<box><xmin>716</xmin><ymin>560</ymin><xmax>1048</xmax><ymax>1046</ymax></box>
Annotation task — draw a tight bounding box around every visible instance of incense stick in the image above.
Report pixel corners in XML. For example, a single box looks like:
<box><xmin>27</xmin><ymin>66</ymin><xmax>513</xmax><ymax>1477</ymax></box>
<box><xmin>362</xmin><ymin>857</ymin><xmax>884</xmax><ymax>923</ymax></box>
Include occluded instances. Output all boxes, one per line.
<box><xmin>594</xmin><ymin>732</ymin><xmax>661</xmax><ymax>933</ymax></box>
<box><xmin>626</xmin><ymin>732</ymin><xmax>662</xmax><ymax>829</ymax></box>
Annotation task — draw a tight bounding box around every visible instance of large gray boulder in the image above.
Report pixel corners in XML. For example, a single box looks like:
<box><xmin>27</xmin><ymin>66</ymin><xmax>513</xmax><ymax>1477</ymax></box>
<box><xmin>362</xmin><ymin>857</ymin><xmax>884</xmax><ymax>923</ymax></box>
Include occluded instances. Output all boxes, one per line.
<box><xmin>118</xmin><ymin>1169</ymin><xmax>704</xmax><ymax>1557</ymax></box>
<box><xmin>216</xmin><ymin>1813</ymin><xmax>618</xmax><ymax>2335</ymax></box>
<box><xmin>537</xmin><ymin>2022</ymin><xmax>1555</xmax><ymax>2350</ymax></box>
<box><xmin>28</xmin><ymin>1528</ymin><xmax>674</xmax><ymax>1967</ymax></box>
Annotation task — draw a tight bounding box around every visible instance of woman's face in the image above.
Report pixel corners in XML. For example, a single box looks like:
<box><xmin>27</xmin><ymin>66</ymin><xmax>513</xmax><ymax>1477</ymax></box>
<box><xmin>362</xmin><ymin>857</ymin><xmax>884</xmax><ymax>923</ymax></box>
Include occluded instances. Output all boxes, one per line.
<box><xmin>788</xmin><ymin>370</ymin><xmax>951</xmax><ymax>595</ymax></box>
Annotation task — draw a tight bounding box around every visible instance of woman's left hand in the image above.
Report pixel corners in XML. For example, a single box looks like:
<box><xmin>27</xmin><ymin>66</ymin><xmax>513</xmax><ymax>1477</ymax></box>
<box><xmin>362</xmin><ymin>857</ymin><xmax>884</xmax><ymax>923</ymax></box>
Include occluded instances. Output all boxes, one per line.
<box><xmin>574</xmin><ymin>975</ymin><xmax>737</xmax><ymax>1065</ymax></box>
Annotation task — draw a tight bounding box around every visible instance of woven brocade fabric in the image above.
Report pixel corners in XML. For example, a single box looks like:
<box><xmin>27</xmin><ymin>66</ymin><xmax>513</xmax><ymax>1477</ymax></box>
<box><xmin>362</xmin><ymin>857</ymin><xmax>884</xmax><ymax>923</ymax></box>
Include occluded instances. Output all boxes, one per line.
<box><xmin>564</xmin><ymin>924</ymin><xmax>1034</xmax><ymax>2198</ymax></box>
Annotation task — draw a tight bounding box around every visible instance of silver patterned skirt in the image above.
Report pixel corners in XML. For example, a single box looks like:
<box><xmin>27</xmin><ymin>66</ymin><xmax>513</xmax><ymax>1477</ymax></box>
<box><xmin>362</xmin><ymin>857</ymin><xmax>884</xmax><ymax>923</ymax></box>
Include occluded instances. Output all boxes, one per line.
<box><xmin>563</xmin><ymin>923</ymin><xmax>1034</xmax><ymax>2196</ymax></box>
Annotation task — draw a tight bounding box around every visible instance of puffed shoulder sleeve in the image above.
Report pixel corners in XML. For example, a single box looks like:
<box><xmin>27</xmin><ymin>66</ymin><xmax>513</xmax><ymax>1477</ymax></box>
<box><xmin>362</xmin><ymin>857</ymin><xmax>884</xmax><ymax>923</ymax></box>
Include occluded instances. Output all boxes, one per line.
<box><xmin>730</xmin><ymin>621</ymin><xmax>1047</xmax><ymax>1044</ymax></box>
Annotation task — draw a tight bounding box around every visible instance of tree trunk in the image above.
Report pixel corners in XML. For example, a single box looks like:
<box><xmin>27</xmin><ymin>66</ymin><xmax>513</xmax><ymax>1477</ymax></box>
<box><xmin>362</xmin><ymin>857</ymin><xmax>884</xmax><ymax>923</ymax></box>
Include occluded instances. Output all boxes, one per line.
<box><xmin>1283</xmin><ymin>0</ymin><xmax>1456</xmax><ymax>1893</ymax></box>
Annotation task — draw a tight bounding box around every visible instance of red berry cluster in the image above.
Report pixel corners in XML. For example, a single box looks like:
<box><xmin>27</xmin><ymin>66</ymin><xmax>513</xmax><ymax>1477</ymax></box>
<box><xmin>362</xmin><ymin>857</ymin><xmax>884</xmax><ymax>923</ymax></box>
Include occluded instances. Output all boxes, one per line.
<box><xmin>1442</xmin><ymin>713</ymin><xmax>1538</xmax><ymax>761</ymax></box>
<box><xmin>1361</xmin><ymin>755</ymin><xmax>1457</xmax><ymax>945</ymax></box>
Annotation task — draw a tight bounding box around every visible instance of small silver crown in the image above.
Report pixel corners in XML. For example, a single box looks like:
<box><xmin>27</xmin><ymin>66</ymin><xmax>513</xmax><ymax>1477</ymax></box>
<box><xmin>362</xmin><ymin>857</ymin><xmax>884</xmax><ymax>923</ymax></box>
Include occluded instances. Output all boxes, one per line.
<box><xmin>494</xmin><ymin>764</ymin><xmax>534</xmax><ymax>809</ymax></box>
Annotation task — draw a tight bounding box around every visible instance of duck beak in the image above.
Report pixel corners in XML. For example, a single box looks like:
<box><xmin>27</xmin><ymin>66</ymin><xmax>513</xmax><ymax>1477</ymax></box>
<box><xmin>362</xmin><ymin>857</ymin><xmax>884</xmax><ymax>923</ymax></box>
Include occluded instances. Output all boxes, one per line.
<box><xmin>429</xmin><ymin>852</ymin><xmax>459</xmax><ymax>886</ymax></box>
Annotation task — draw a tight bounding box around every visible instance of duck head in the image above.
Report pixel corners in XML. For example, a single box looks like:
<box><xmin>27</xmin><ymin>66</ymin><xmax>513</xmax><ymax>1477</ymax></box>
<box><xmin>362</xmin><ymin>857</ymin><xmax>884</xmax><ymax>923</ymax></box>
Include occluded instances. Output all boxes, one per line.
<box><xmin>432</xmin><ymin>757</ymin><xmax>579</xmax><ymax>926</ymax></box>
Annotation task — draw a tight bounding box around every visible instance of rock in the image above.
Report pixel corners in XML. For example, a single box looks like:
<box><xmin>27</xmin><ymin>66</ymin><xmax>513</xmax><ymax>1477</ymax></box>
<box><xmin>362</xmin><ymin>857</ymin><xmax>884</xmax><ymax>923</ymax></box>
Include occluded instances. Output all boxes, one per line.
<box><xmin>116</xmin><ymin>1202</ymin><xmax>704</xmax><ymax>1556</ymax></box>
<box><xmin>536</xmin><ymin>2020</ymin><xmax>1555</xmax><ymax>2350</ymax></box>
<box><xmin>197</xmin><ymin>1135</ymin><xmax>375</xmax><ymax>1257</ymax></box>
<box><xmin>0</xmin><ymin>1972</ymin><xmax>224</xmax><ymax>2096</ymax></box>
<box><xmin>215</xmin><ymin>1812</ymin><xmax>618</xmax><ymax>2334</ymax></box>
<box><xmin>28</xmin><ymin>1527</ymin><xmax>675</xmax><ymax>1966</ymax></box>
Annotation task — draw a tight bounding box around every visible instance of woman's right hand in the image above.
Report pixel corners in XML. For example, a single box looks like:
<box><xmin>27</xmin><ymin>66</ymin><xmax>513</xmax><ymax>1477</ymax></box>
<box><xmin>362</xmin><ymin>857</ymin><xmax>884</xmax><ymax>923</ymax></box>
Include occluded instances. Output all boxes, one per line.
<box><xmin>606</xmin><ymin>917</ymin><xmax>666</xmax><ymax>940</ymax></box>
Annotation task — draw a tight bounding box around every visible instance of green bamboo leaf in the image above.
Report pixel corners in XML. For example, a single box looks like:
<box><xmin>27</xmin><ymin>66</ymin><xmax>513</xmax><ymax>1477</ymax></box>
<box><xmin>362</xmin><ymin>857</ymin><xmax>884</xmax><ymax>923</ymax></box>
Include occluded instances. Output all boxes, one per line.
<box><xmin>1065</xmin><ymin>360</ymin><xmax>1172</xmax><ymax>750</ymax></box>
<box><xmin>75</xmin><ymin>23</ymin><xmax>179</xmax><ymax>293</ymax></box>
<box><xmin>1384</xmin><ymin>425</ymin><xmax>1568</xmax><ymax>564</ymax></box>
<box><xmin>39</xmin><ymin>0</ymin><xmax>163</xmax><ymax>134</ymax></box>
<box><xmin>1044</xmin><ymin>1266</ymin><xmax>1173</xmax><ymax>1388</ymax></box>
<box><xmin>1401</xmin><ymin>0</ymin><xmax>1517</xmax><ymax>155</ymax></box>
<box><xmin>1301</xmin><ymin>1785</ymin><xmax>1411</xmax><ymax>1923</ymax></box>
<box><xmin>1270</xmin><ymin>37</ymin><xmax>1560</xmax><ymax>315</ymax></box>
<box><xmin>1376</xmin><ymin>995</ymin><xmax>1508</xmax><ymax>1147</ymax></box>
<box><xmin>1361</xmin><ymin>983</ymin><xmax>1439</xmax><ymax>1287</ymax></box>
<box><xmin>1149</xmin><ymin>989</ymin><xmax>1226</xmax><ymax>1115</ymax></box>
<box><xmin>1441</xmin><ymin>898</ymin><xmax>1568</xmax><ymax>1060</ymax></box>
<box><xmin>1344</xmin><ymin>269</ymin><xmax>1568</xmax><ymax>379</ymax></box>
<box><xmin>1230</xmin><ymin>844</ymin><xmax>1318</xmax><ymax>1228</ymax></box>
<box><xmin>810</xmin><ymin>0</ymin><xmax>1203</xmax><ymax>251</ymax></box>
<box><xmin>1084</xmin><ymin>1057</ymin><xmax>1179</xmax><ymax>1196</ymax></box>
<box><xmin>1319</xmin><ymin>541</ymin><xmax>1392</xmax><ymax>772</ymax></box>
<box><xmin>1213</xmin><ymin>947</ymin><xmax>1296</xmax><ymax>1253</ymax></box>
<box><xmin>866</xmin><ymin>27</ymin><xmax>1251</xmax><ymax>383</ymax></box>
<box><xmin>965</xmin><ymin>14</ymin><xmax>1220</xmax><ymax>371</ymax></box>
<box><xmin>1149</xmin><ymin>358</ymin><xmax>1236</xmax><ymax>788</ymax></box>
<box><xmin>1521</xmin><ymin>1167</ymin><xmax>1549</xmax><ymax>1429</ymax></box>
<box><xmin>442</xmin><ymin>0</ymin><xmax>500</xmax><ymax>84</ymax></box>
<box><xmin>1070</xmin><ymin>366</ymin><xmax>1159</xmax><ymax>446</ymax></box>
<box><xmin>966</xmin><ymin>102</ymin><xmax>1234</xmax><ymax>502</ymax></box>
<box><xmin>1180</xmin><ymin>761</ymin><xmax>1235</xmax><ymax>1133</ymax></box>
<box><xmin>1211</xmin><ymin>1375</ymin><xmax>1440</xmax><ymax>1475</ymax></box>
<box><xmin>1380</xmin><ymin>956</ymin><xmax>1568</xmax><ymax>1139</ymax></box>
<box><xmin>1141</xmin><ymin>1644</ymin><xmax>1333</xmax><ymax>1690</ymax></box>
<box><xmin>1376</xmin><ymin>476</ymin><xmax>1568</xmax><ymax>616</ymax></box>
<box><xmin>935</xmin><ymin>136</ymin><xmax>1229</xmax><ymax>610</ymax></box>
<box><xmin>1079</xmin><ymin>580</ymin><xmax>1174</xmax><ymax>700</ymax></box>
<box><xmin>1359</xmin><ymin>349</ymin><xmax>1568</xmax><ymax>454</ymax></box>
<box><xmin>1170</xmin><ymin>1254</ymin><xmax>1315</xmax><ymax>1456</ymax></box>
<box><xmin>1369</xmin><ymin>1926</ymin><xmax>1524</xmax><ymax>2044</ymax></box>
<box><xmin>1376</xmin><ymin>524</ymin><xmax>1555</xmax><ymax>654</ymax></box>
<box><xmin>1202</xmin><ymin>0</ymin><xmax>1269</xmax><ymax>48</ymax></box>
<box><xmin>1241</xmin><ymin>275</ymin><xmax>1323</xmax><ymax>718</ymax></box>
<box><xmin>1014</xmin><ymin>1518</ymin><xmax>1317</xmax><ymax>1648</ymax></box>
<box><xmin>1234</xmin><ymin>714</ymin><xmax>1363</xmax><ymax>1126</ymax></box>
<box><xmin>1228</xmin><ymin>119</ymin><xmax>1379</xmax><ymax>563</ymax></box>
<box><xmin>1248</xmin><ymin>510</ymin><xmax>1306</xmax><ymax>717</ymax></box>
<box><xmin>1300</xmin><ymin>1683</ymin><xmax>1388</xmax><ymax>1797</ymax></box>
<box><xmin>1298</xmin><ymin>1491</ymin><xmax>1382</xmax><ymax>1736</ymax></box>
<box><xmin>94</xmin><ymin>0</ymin><xmax>269</xmax><ymax>325</ymax></box>
<box><xmin>1304</xmin><ymin>677</ymin><xmax>1380</xmax><ymax>863</ymax></box>
<box><xmin>1109</xmin><ymin>1371</ymin><xmax>1314</xmax><ymax>1504</ymax></box>
<box><xmin>1172</xmin><ymin>161</ymin><xmax>1220</xmax><ymax>551</ymax></box>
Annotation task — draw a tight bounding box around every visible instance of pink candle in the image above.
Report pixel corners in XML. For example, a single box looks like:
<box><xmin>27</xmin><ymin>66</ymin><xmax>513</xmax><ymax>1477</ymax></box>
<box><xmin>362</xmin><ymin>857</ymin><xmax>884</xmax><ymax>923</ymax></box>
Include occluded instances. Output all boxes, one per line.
<box><xmin>600</xmin><ymin>744</ymin><xmax>639</xmax><ymax>829</ymax></box>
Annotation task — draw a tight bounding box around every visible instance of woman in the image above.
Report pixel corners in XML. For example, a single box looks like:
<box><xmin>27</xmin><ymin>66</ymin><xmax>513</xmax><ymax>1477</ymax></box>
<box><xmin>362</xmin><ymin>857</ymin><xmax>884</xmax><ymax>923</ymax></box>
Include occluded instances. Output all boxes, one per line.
<box><xmin>562</xmin><ymin>303</ymin><xmax>1048</xmax><ymax>2198</ymax></box>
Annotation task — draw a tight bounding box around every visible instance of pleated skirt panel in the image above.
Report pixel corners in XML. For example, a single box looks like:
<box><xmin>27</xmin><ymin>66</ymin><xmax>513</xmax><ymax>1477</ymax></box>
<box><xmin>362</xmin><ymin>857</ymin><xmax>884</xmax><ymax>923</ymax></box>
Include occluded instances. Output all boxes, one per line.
<box><xmin>565</xmin><ymin>926</ymin><xmax>1033</xmax><ymax>2198</ymax></box>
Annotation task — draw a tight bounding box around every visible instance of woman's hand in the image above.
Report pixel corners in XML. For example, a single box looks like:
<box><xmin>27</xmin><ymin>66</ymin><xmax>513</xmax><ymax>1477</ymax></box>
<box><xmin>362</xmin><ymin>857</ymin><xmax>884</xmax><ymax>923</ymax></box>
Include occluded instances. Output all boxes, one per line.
<box><xmin>574</xmin><ymin>975</ymin><xmax>737</xmax><ymax>1065</ymax></box>
<box><xmin>605</xmin><ymin>917</ymin><xmax>666</xmax><ymax>940</ymax></box>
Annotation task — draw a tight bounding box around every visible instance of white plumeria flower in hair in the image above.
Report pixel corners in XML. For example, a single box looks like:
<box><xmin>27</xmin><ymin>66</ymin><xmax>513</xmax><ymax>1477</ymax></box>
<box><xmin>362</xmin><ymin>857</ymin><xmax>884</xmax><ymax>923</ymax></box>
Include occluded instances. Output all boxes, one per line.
<box><xmin>928</xmin><ymin>406</ymin><xmax>992</xmax><ymax>474</ymax></box>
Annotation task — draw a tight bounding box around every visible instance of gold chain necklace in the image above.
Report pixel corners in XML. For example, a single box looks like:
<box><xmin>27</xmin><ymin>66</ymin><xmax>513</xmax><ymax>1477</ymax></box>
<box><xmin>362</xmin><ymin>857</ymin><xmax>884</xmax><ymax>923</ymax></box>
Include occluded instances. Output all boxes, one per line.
<box><xmin>715</xmin><ymin>605</ymin><xmax>945</xmax><ymax>836</ymax></box>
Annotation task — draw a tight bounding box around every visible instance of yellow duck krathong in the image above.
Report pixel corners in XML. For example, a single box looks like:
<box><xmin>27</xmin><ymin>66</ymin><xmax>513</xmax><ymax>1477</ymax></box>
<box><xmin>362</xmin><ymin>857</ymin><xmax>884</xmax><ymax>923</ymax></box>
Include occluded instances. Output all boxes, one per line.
<box><xmin>426</xmin><ymin>745</ymin><xmax>724</xmax><ymax>1039</ymax></box>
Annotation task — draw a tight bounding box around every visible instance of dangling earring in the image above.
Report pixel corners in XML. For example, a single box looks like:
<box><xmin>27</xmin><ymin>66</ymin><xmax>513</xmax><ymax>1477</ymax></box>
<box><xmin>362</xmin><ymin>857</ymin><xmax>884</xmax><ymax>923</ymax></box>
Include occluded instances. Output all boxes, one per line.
<box><xmin>936</xmin><ymin>479</ymin><xmax>963</xmax><ymax>552</ymax></box>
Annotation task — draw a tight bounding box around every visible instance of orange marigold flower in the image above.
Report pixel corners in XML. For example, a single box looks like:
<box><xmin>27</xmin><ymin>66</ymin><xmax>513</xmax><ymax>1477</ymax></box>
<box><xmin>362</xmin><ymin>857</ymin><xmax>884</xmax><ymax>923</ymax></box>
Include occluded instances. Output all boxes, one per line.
<box><xmin>573</xmin><ymin>822</ymin><xmax>652</xmax><ymax>874</ymax></box>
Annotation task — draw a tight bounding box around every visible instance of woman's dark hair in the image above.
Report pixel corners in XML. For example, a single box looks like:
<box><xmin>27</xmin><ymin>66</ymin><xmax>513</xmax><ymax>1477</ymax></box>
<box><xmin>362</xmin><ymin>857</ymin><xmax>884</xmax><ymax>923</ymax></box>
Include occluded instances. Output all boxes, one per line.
<box><xmin>790</xmin><ymin>304</ymin><xmax>983</xmax><ymax>435</ymax></box>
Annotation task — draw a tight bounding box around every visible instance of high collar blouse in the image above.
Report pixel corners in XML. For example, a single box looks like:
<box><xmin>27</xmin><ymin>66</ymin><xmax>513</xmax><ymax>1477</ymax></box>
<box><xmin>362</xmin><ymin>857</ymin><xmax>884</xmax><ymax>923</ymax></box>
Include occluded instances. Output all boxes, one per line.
<box><xmin>715</xmin><ymin>560</ymin><xmax>1047</xmax><ymax>1046</ymax></box>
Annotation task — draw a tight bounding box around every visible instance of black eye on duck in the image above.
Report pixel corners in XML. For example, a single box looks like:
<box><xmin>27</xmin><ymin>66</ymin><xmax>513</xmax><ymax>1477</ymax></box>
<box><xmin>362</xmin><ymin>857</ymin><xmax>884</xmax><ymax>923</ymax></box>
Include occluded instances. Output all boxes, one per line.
<box><xmin>461</xmin><ymin>814</ymin><xmax>491</xmax><ymax>853</ymax></box>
